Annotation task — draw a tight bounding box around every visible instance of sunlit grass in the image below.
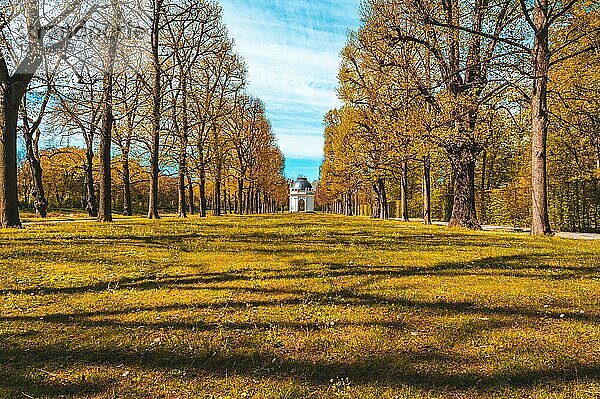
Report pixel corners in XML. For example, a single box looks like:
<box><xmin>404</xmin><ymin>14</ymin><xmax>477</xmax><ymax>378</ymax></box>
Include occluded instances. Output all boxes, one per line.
<box><xmin>1</xmin><ymin>214</ymin><xmax>600</xmax><ymax>398</ymax></box>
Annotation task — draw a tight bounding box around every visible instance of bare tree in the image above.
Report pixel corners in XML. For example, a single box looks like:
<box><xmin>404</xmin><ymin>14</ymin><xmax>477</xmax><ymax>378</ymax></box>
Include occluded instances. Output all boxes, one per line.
<box><xmin>113</xmin><ymin>73</ymin><xmax>145</xmax><ymax>216</ymax></box>
<box><xmin>97</xmin><ymin>0</ymin><xmax>122</xmax><ymax>222</ymax></box>
<box><xmin>165</xmin><ymin>0</ymin><xmax>225</xmax><ymax>218</ymax></box>
<box><xmin>145</xmin><ymin>0</ymin><xmax>164</xmax><ymax>219</ymax></box>
<box><xmin>189</xmin><ymin>43</ymin><xmax>245</xmax><ymax>217</ymax></box>
<box><xmin>20</xmin><ymin>74</ymin><xmax>52</xmax><ymax>217</ymax></box>
<box><xmin>54</xmin><ymin>73</ymin><xmax>103</xmax><ymax>217</ymax></box>
<box><xmin>0</xmin><ymin>0</ymin><xmax>98</xmax><ymax>227</ymax></box>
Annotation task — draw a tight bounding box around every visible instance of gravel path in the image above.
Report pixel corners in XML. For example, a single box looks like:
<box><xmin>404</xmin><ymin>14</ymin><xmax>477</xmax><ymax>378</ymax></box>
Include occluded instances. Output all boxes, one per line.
<box><xmin>427</xmin><ymin>220</ymin><xmax>600</xmax><ymax>240</ymax></box>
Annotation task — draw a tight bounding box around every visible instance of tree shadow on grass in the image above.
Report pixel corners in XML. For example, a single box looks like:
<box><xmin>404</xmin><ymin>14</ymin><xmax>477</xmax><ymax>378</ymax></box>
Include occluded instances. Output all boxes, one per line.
<box><xmin>1</xmin><ymin>340</ymin><xmax>599</xmax><ymax>397</ymax></box>
<box><xmin>4</xmin><ymin>225</ymin><xmax>549</xmax><ymax>258</ymax></box>
<box><xmin>3</xmin><ymin>252</ymin><xmax>600</xmax><ymax>396</ymax></box>
<box><xmin>0</xmin><ymin>364</ymin><xmax>114</xmax><ymax>398</ymax></box>
<box><xmin>2</xmin><ymin>253</ymin><xmax>600</xmax><ymax>334</ymax></box>
<box><xmin>5</xmin><ymin>251</ymin><xmax>600</xmax><ymax>297</ymax></box>
<box><xmin>2</xmin><ymin>279</ymin><xmax>598</xmax><ymax>327</ymax></box>
<box><xmin>0</xmin><ymin>272</ymin><xmax>244</xmax><ymax>296</ymax></box>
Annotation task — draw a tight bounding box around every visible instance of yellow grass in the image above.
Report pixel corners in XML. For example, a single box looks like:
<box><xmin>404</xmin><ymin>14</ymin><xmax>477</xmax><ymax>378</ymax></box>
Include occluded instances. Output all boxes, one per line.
<box><xmin>1</xmin><ymin>214</ymin><xmax>599</xmax><ymax>398</ymax></box>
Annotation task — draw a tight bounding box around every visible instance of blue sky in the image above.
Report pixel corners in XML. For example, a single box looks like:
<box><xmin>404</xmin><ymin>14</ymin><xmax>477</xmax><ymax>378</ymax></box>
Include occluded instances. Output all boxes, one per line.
<box><xmin>219</xmin><ymin>0</ymin><xmax>361</xmax><ymax>181</ymax></box>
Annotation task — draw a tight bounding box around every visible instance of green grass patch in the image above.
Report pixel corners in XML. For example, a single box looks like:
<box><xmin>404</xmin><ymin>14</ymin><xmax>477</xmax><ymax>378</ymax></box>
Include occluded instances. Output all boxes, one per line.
<box><xmin>1</xmin><ymin>214</ymin><xmax>600</xmax><ymax>398</ymax></box>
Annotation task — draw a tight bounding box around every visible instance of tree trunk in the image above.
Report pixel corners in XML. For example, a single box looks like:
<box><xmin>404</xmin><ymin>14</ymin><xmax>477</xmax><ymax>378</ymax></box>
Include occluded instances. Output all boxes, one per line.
<box><xmin>447</xmin><ymin>146</ymin><xmax>481</xmax><ymax>229</ymax></box>
<box><xmin>122</xmin><ymin>153</ymin><xmax>132</xmax><ymax>216</ymax></box>
<box><xmin>24</xmin><ymin>132</ymin><xmax>47</xmax><ymax>218</ymax></box>
<box><xmin>0</xmin><ymin>82</ymin><xmax>22</xmax><ymax>228</ymax></box>
<box><xmin>177</xmin><ymin>76</ymin><xmax>189</xmax><ymax>218</ymax></box>
<box><xmin>372</xmin><ymin>186</ymin><xmax>379</xmax><ymax>219</ymax></box>
<box><xmin>400</xmin><ymin>160</ymin><xmax>409</xmax><ymax>222</ymax></box>
<box><xmin>97</xmin><ymin>0</ymin><xmax>119</xmax><ymax>223</ymax></box>
<box><xmin>254</xmin><ymin>190</ymin><xmax>259</xmax><ymax>214</ymax></box>
<box><xmin>214</xmin><ymin>168</ymin><xmax>221</xmax><ymax>216</ymax></box>
<box><xmin>345</xmin><ymin>192</ymin><xmax>353</xmax><ymax>216</ymax></box>
<box><xmin>595</xmin><ymin>137</ymin><xmax>600</xmax><ymax>170</ymax></box>
<box><xmin>445</xmin><ymin>171</ymin><xmax>454</xmax><ymax>222</ymax></box>
<box><xmin>187</xmin><ymin>175</ymin><xmax>194</xmax><ymax>215</ymax></box>
<box><xmin>84</xmin><ymin>143</ymin><xmax>98</xmax><ymax>217</ymax></box>
<box><xmin>245</xmin><ymin>189</ymin><xmax>251</xmax><ymax>214</ymax></box>
<box><xmin>147</xmin><ymin>147</ymin><xmax>160</xmax><ymax>219</ymax></box>
<box><xmin>177</xmin><ymin>162</ymin><xmax>187</xmax><ymax>218</ymax></box>
<box><xmin>238</xmin><ymin>179</ymin><xmax>244</xmax><ymax>215</ymax></box>
<box><xmin>379</xmin><ymin>178</ymin><xmax>388</xmax><ymax>220</ymax></box>
<box><xmin>147</xmin><ymin>0</ymin><xmax>162</xmax><ymax>220</ymax></box>
<box><xmin>531</xmin><ymin>0</ymin><xmax>552</xmax><ymax>235</ymax></box>
<box><xmin>198</xmin><ymin>159</ymin><xmax>207</xmax><ymax>217</ymax></box>
<box><xmin>98</xmin><ymin>72</ymin><xmax>114</xmax><ymax>223</ymax></box>
<box><xmin>373</xmin><ymin>178</ymin><xmax>388</xmax><ymax>220</ymax></box>
<box><xmin>480</xmin><ymin>149</ymin><xmax>487</xmax><ymax>223</ymax></box>
<box><xmin>423</xmin><ymin>157</ymin><xmax>432</xmax><ymax>225</ymax></box>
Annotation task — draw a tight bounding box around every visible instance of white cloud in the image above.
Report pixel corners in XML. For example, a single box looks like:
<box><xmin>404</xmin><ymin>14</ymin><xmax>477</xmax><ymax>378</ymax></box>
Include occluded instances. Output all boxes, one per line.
<box><xmin>277</xmin><ymin>133</ymin><xmax>325</xmax><ymax>159</ymax></box>
<box><xmin>219</xmin><ymin>0</ymin><xmax>360</xmax><ymax>169</ymax></box>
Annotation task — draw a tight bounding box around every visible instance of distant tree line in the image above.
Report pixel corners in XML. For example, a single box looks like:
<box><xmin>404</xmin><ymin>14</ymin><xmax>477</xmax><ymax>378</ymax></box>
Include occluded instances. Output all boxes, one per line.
<box><xmin>1</xmin><ymin>0</ymin><xmax>288</xmax><ymax>227</ymax></box>
<box><xmin>318</xmin><ymin>0</ymin><xmax>600</xmax><ymax>235</ymax></box>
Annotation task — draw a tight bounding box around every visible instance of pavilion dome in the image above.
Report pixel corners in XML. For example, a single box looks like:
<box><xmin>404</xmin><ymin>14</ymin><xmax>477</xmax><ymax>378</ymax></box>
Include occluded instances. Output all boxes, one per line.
<box><xmin>292</xmin><ymin>177</ymin><xmax>313</xmax><ymax>191</ymax></box>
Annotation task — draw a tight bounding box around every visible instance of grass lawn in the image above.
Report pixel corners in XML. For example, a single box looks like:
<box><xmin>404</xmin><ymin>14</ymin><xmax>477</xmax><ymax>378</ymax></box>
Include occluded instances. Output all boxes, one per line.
<box><xmin>1</xmin><ymin>214</ymin><xmax>600</xmax><ymax>398</ymax></box>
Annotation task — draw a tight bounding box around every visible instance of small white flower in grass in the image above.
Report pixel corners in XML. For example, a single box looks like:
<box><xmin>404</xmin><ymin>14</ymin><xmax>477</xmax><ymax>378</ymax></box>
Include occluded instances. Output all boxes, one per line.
<box><xmin>560</xmin><ymin>314</ymin><xmax>565</xmax><ymax>318</ymax></box>
<box><xmin>544</xmin><ymin>305</ymin><xmax>549</xmax><ymax>308</ymax></box>
<box><xmin>122</xmin><ymin>371</ymin><xmax>130</xmax><ymax>377</ymax></box>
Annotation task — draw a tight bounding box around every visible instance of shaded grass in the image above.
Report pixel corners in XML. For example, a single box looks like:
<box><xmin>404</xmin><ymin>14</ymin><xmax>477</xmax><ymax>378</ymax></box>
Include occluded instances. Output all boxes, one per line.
<box><xmin>1</xmin><ymin>214</ymin><xmax>600</xmax><ymax>398</ymax></box>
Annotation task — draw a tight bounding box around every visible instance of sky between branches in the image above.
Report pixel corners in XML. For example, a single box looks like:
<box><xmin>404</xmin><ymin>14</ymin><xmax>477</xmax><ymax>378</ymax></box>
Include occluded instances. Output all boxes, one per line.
<box><xmin>220</xmin><ymin>0</ymin><xmax>360</xmax><ymax>181</ymax></box>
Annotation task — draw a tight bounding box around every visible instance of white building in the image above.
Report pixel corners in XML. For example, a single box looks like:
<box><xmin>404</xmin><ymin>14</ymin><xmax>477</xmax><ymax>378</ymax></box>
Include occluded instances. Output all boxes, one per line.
<box><xmin>289</xmin><ymin>177</ymin><xmax>315</xmax><ymax>213</ymax></box>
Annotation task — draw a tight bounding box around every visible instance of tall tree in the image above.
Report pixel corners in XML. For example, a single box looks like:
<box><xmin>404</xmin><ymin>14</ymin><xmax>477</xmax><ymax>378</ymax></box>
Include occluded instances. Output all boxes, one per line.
<box><xmin>383</xmin><ymin>0</ymin><xmax>520</xmax><ymax>229</ymax></box>
<box><xmin>113</xmin><ymin>73</ymin><xmax>145</xmax><ymax>216</ymax></box>
<box><xmin>97</xmin><ymin>0</ymin><xmax>122</xmax><ymax>222</ymax></box>
<box><xmin>0</xmin><ymin>0</ymin><xmax>97</xmax><ymax>227</ymax></box>
<box><xmin>165</xmin><ymin>0</ymin><xmax>225</xmax><ymax>218</ymax></box>
<box><xmin>524</xmin><ymin>0</ymin><xmax>599</xmax><ymax>234</ymax></box>
<box><xmin>54</xmin><ymin>71</ymin><xmax>103</xmax><ymax>218</ymax></box>
<box><xmin>411</xmin><ymin>0</ymin><xmax>599</xmax><ymax>233</ymax></box>
<box><xmin>20</xmin><ymin>75</ymin><xmax>52</xmax><ymax>217</ymax></box>
<box><xmin>147</xmin><ymin>0</ymin><xmax>165</xmax><ymax>219</ymax></box>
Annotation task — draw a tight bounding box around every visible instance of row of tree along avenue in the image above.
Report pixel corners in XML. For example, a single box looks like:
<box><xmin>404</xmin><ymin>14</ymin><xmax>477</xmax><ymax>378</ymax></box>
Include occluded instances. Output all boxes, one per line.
<box><xmin>1</xmin><ymin>0</ymin><xmax>288</xmax><ymax>227</ymax></box>
<box><xmin>318</xmin><ymin>0</ymin><xmax>600</xmax><ymax>235</ymax></box>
